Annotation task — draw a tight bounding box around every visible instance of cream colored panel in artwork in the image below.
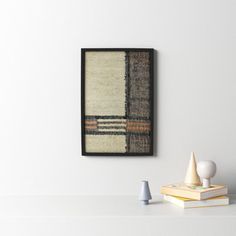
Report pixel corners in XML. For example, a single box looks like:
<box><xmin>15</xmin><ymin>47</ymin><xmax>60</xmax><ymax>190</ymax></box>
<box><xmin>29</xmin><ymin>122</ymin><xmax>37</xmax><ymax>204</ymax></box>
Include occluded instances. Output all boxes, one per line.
<box><xmin>85</xmin><ymin>51</ymin><xmax>126</xmax><ymax>116</ymax></box>
<box><xmin>85</xmin><ymin>135</ymin><xmax>126</xmax><ymax>153</ymax></box>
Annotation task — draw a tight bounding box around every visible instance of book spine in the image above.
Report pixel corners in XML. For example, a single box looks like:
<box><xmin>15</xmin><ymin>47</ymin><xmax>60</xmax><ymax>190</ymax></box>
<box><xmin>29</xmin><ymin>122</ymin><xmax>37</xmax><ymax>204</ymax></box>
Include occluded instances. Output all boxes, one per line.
<box><xmin>161</xmin><ymin>188</ymin><xmax>200</xmax><ymax>200</ymax></box>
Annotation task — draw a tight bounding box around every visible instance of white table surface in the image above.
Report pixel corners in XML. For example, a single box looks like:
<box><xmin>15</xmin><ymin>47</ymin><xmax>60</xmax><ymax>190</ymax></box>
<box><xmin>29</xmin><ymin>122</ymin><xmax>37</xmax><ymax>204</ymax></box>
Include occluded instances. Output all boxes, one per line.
<box><xmin>0</xmin><ymin>195</ymin><xmax>235</xmax><ymax>236</ymax></box>
<box><xmin>0</xmin><ymin>194</ymin><xmax>235</xmax><ymax>218</ymax></box>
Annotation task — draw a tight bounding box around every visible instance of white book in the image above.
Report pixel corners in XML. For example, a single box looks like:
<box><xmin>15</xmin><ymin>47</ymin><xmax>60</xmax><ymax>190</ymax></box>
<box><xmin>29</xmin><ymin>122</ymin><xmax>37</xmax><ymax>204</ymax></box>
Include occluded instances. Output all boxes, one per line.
<box><xmin>164</xmin><ymin>195</ymin><xmax>229</xmax><ymax>209</ymax></box>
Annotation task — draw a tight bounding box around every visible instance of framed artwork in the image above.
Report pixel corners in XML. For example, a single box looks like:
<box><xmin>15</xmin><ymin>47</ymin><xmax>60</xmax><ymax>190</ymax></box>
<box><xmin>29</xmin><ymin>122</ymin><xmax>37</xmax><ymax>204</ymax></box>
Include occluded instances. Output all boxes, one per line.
<box><xmin>81</xmin><ymin>48</ymin><xmax>154</xmax><ymax>156</ymax></box>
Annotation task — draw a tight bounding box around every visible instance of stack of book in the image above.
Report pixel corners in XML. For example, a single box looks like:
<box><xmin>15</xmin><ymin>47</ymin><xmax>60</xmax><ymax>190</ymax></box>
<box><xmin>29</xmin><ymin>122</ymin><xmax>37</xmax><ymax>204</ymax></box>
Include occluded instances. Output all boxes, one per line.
<box><xmin>160</xmin><ymin>183</ymin><xmax>229</xmax><ymax>208</ymax></box>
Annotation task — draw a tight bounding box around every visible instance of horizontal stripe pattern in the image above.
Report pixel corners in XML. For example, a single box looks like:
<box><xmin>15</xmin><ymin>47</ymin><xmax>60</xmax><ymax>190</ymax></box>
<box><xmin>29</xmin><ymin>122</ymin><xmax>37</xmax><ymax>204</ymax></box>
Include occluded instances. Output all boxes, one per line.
<box><xmin>86</xmin><ymin>131</ymin><xmax>149</xmax><ymax>136</ymax></box>
<box><xmin>98</xmin><ymin>118</ymin><xmax>126</xmax><ymax>133</ymax></box>
<box><xmin>85</xmin><ymin>119</ymin><xmax>98</xmax><ymax>131</ymax></box>
<box><xmin>126</xmin><ymin>120</ymin><xmax>150</xmax><ymax>133</ymax></box>
<box><xmin>85</xmin><ymin>116</ymin><xmax>150</xmax><ymax>135</ymax></box>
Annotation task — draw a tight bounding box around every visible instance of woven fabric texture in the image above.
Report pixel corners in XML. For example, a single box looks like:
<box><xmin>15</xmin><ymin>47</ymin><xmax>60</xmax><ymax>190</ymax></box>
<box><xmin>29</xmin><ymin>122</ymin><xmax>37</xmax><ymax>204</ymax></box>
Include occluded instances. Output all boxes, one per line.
<box><xmin>84</xmin><ymin>50</ymin><xmax>152</xmax><ymax>154</ymax></box>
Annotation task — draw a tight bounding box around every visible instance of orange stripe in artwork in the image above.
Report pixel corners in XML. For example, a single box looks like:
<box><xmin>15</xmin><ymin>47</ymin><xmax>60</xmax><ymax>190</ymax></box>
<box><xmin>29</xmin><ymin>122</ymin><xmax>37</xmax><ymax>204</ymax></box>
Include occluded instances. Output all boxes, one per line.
<box><xmin>126</xmin><ymin>126</ymin><xmax>150</xmax><ymax>132</ymax></box>
<box><xmin>127</xmin><ymin>121</ymin><xmax>150</xmax><ymax>126</ymax></box>
<box><xmin>127</xmin><ymin>124</ymin><xmax>150</xmax><ymax>129</ymax></box>
<box><xmin>85</xmin><ymin>120</ymin><xmax>97</xmax><ymax>125</ymax></box>
<box><xmin>127</xmin><ymin>125</ymin><xmax>150</xmax><ymax>129</ymax></box>
<box><xmin>85</xmin><ymin>125</ymin><xmax>97</xmax><ymax>130</ymax></box>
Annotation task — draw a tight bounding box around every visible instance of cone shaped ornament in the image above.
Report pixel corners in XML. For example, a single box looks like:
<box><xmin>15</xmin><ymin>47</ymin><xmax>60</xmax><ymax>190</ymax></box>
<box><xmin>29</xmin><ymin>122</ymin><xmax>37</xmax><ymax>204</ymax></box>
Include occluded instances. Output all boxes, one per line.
<box><xmin>184</xmin><ymin>152</ymin><xmax>201</xmax><ymax>186</ymax></box>
<box><xmin>139</xmin><ymin>181</ymin><xmax>152</xmax><ymax>205</ymax></box>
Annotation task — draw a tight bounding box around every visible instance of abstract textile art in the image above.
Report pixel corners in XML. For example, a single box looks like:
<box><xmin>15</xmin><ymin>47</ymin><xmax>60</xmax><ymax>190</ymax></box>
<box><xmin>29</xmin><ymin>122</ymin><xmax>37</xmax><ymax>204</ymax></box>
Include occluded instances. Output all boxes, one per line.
<box><xmin>81</xmin><ymin>49</ymin><xmax>154</xmax><ymax>155</ymax></box>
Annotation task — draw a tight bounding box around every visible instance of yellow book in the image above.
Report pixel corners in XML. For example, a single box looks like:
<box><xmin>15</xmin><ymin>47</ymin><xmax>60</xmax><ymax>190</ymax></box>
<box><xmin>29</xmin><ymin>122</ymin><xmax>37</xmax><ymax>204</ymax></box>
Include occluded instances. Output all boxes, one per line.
<box><xmin>160</xmin><ymin>183</ymin><xmax>227</xmax><ymax>200</ymax></box>
<box><xmin>164</xmin><ymin>195</ymin><xmax>229</xmax><ymax>208</ymax></box>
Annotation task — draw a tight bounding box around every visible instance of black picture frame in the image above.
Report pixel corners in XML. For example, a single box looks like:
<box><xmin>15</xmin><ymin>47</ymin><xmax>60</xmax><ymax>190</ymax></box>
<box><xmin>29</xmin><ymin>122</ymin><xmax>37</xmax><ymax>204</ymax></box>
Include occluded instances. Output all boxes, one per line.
<box><xmin>81</xmin><ymin>48</ymin><xmax>154</xmax><ymax>156</ymax></box>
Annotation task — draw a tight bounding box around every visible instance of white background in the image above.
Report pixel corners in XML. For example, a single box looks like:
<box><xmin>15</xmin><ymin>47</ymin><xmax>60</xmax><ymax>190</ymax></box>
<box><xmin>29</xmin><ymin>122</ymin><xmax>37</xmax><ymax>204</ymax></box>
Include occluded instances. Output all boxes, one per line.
<box><xmin>0</xmin><ymin>0</ymin><xmax>236</xmax><ymax>195</ymax></box>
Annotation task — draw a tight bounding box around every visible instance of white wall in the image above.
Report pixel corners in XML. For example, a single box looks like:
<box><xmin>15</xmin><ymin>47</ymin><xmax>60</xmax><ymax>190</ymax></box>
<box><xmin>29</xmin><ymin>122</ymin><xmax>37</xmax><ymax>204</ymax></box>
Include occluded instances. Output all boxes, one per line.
<box><xmin>0</xmin><ymin>0</ymin><xmax>236</xmax><ymax>195</ymax></box>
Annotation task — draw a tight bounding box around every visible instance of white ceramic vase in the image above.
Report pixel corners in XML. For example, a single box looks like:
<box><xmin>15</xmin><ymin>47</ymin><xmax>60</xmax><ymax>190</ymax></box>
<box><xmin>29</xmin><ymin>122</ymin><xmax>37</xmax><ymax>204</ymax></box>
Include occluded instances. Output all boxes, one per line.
<box><xmin>197</xmin><ymin>160</ymin><xmax>217</xmax><ymax>188</ymax></box>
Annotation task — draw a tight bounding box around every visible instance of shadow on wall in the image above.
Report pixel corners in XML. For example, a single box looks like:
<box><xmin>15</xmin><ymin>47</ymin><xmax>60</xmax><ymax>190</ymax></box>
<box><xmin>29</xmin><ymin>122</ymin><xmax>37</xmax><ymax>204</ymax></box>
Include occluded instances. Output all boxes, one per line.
<box><xmin>153</xmin><ymin>49</ymin><xmax>158</xmax><ymax>157</ymax></box>
<box><xmin>217</xmin><ymin>168</ymin><xmax>236</xmax><ymax>194</ymax></box>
